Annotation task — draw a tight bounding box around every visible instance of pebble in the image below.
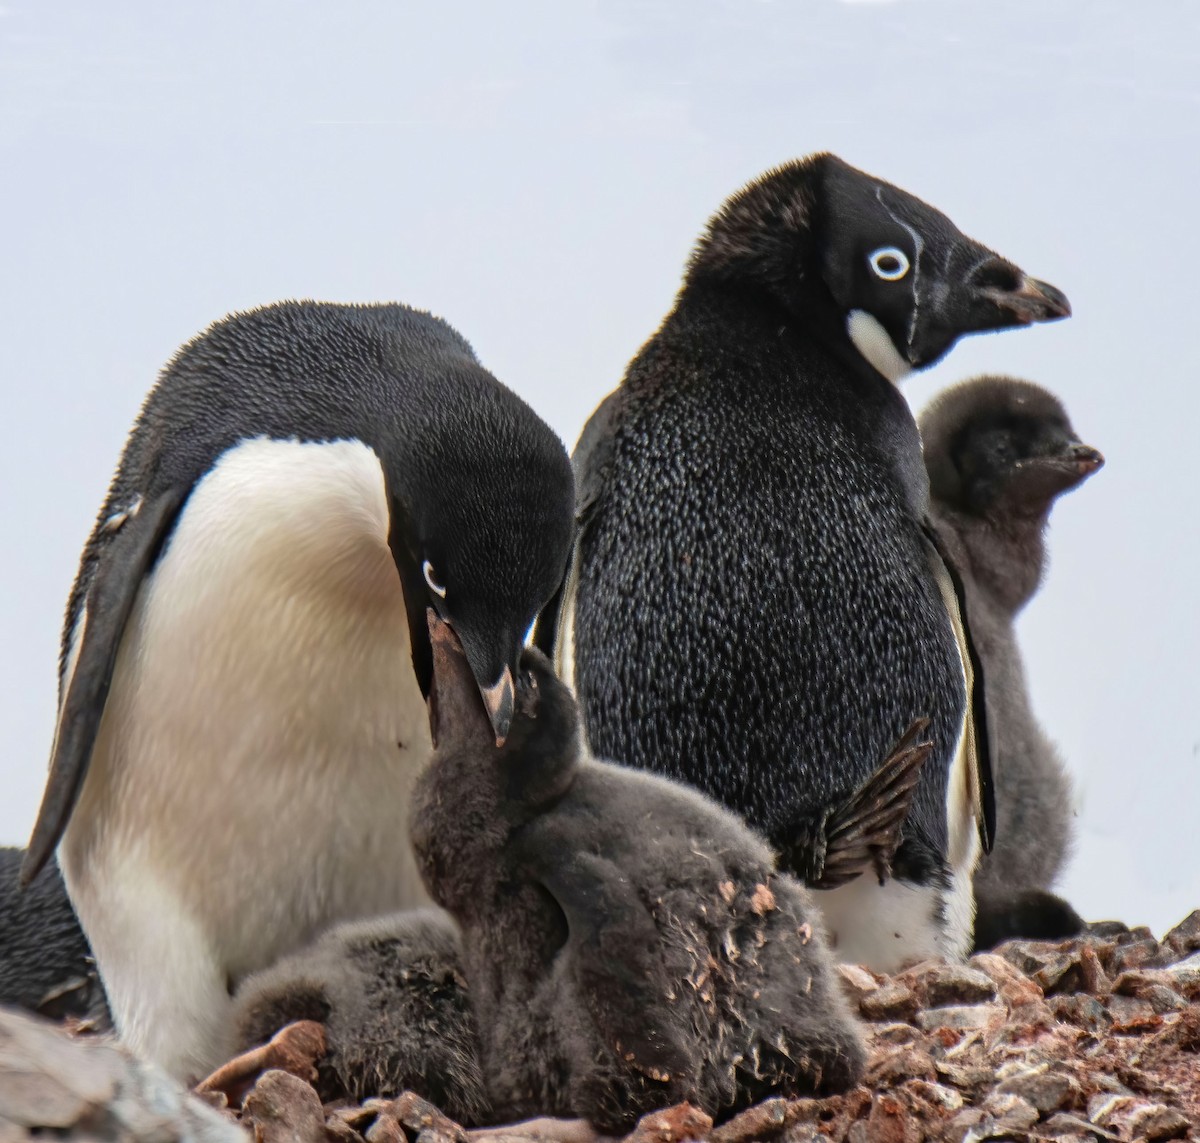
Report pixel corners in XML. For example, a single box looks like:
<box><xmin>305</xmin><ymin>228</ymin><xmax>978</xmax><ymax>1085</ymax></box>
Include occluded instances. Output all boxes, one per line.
<box><xmin>914</xmin><ymin>1004</ymin><xmax>995</xmax><ymax>1033</ymax></box>
<box><xmin>859</xmin><ymin>981</ymin><xmax>919</xmax><ymax>1023</ymax></box>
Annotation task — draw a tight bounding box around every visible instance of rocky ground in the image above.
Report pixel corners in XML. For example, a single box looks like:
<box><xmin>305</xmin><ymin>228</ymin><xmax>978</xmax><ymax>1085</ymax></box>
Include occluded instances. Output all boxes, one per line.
<box><xmin>2</xmin><ymin>914</ymin><xmax>1197</xmax><ymax>1143</ymax></box>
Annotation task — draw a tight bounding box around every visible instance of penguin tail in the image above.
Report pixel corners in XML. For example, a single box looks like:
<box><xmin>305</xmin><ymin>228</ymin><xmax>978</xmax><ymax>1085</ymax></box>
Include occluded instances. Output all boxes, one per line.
<box><xmin>781</xmin><ymin>719</ymin><xmax>933</xmax><ymax>890</ymax></box>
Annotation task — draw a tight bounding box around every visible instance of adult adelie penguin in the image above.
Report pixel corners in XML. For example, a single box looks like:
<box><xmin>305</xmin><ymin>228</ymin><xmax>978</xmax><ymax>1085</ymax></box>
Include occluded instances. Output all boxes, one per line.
<box><xmin>21</xmin><ymin>301</ymin><xmax>575</xmax><ymax>1081</ymax></box>
<box><xmin>919</xmin><ymin>375</ymin><xmax>1102</xmax><ymax>949</ymax></box>
<box><xmin>542</xmin><ymin>154</ymin><xmax>1071</xmax><ymax>970</ymax></box>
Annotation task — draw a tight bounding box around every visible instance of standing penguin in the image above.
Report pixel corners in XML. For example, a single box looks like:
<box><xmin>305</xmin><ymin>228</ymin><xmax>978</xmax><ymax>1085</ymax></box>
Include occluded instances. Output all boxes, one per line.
<box><xmin>918</xmin><ymin>375</ymin><xmax>1102</xmax><ymax>949</ymax></box>
<box><xmin>542</xmin><ymin>154</ymin><xmax>1070</xmax><ymax>970</ymax></box>
<box><xmin>413</xmin><ymin>614</ymin><xmax>873</xmax><ymax>1133</ymax></box>
<box><xmin>20</xmin><ymin>301</ymin><xmax>575</xmax><ymax>1081</ymax></box>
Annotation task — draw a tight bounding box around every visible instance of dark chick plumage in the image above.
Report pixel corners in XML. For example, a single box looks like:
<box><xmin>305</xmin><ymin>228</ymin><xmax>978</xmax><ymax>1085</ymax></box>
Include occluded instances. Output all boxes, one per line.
<box><xmin>234</xmin><ymin>910</ymin><xmax>489</xmax><ymax>1123</ymax></box>
<box><xmin>545</xmin><ymin>154</ymin><xmax>1069</xmax><ymax>969</ymax></box>
<box><xmin>0</xmin><ymin>847</ymin><xmax>108</xmax><ymax>1024</ymax></box>
<box><xmin>412</xmin><ymin>616</ymin><xmax>867</xmax><ymax>1134</ymax></box>
<box><xmin>919</xmin><ymin>375</ymin><xmax>1102</xmax><ymax>949</ymax></box>
<box><xmin>23</xmin><ymin>301</ymin><xmax>575</xmax><ymax>1080</ymax></box>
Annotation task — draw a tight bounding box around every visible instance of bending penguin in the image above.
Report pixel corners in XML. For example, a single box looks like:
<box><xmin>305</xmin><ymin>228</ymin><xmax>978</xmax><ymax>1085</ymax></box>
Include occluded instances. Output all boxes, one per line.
<box><xmin>540</xmin><ymin>154</ymin><xmax>1071</xmax><ymax>970</ymax></box>
<box><xmin>412</xmin><ymin>613</ymin><xmax>883</xmax><ymax>1133</ymax></box>
<box><xmin>21</xmin><ymin>301</ymin><xmax>575</xmax><ymax>1082</ymax></box>
<box><xmin>918</xmin><ymin>375</ymin><xmax>1102</xmax><ymax>949</ymax></box>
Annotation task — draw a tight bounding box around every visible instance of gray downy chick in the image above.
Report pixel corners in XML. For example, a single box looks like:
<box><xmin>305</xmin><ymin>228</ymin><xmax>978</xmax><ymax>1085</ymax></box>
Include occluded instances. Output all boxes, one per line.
<box><xmin>411</xmin><ymin>614</ymin><xmax>888</xmax><ymax>1133</ymax></box>
<box><xmin>919</xmin><ymin>375</ymin><xmax>1103</xmax><ymax>950</ymax></box>
<box><xmin>233</xmin><ymin>909</ymin><xmax>489</xmax><ymax>1123</ymax></box>
<box><xmin>0</xmin><ymin>846</ymin><xmax>108</xmax><ymax>1024</ymax></box>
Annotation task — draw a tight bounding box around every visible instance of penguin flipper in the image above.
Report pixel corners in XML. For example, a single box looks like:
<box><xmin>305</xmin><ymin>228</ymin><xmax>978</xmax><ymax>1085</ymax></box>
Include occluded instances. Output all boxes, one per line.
<box><xmin>22</xmin><ymin>487</ymin><xmax>186</xmax><ymax>886</ymax></box>
<box><xmin>922</xmin><ymin>521</ymin><xmax>996</xmax><ymax>854</ymax></box>
<box><xmin>783</xmin><ymin>720</ymin><xmax>933</xmax><ymax>890</ymax></box>
<box><xmin>533</xmin><ymin>389</ymin><xmax>622</xmax><ymax>673</ymax></box>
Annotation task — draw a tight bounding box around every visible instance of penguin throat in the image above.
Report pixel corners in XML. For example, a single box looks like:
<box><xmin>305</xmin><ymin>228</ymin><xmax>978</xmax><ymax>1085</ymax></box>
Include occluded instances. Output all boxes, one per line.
<box><xmin>846</xmin><ymin>310</ymin><xmax>914</xmax><ymax>385</ymax></box>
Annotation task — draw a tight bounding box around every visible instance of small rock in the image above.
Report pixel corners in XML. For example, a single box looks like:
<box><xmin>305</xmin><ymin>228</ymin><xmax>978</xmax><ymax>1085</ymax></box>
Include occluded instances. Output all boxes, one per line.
<box><xmin>900</xmin><ymin>962</ymin><xmax>996</xmax><ymax>1007</ymax></box>
<box><xmin>196</xmin><ymin>1020</ymin><xmax>326</xmax><ymax>1106</ymax></box>
<box><xmin>979</xmin><ymin>1092</ymin><xmax>1039</xmax><ymax>1130</ymax></box>
<box><xmin>708</xmin><ymin>1097</ymin><xmax>807</xmax><ymax>1143</ymax></box>
<box><xmin>1109</xmin><ymin>938</ymin><xmax>1170</xmax><ymax>975</ymax></box>
<box><xmin>1090</xmin><ymin>1094</ymin><xmax>1191</xmax><ymax>1140</ymax></box>
<box><xmin>864</xmin><ymin>1044</ymin><xmax>936</xmax><ymax>1086</ymax></box>
<box><xmin>1048</xmin><ymin>995</ymin><xmax>1112</xmax><ymax>1033</ymax></box>
<box><xmin>1104</xmin><ymin>993</ymin><xmax>1161</xmax><ymax>1029</ymax></box>
<box><xmin>1162</xmin><ymin>954</ymin><xmax>1200</xmax><ymax>1001</ymax></box>
<box><xmin>243</xmin><ymin>1070</ymin><xmax>325</xmax><ymax>1143</ymax></box>
<box><xmin>1110</xmin><ymin>972</ymin><xmax>1186</xmax><ymax>1014</ymax></box>
<box><xmin>859</xmin><ymin>981</ymin><xmax>919</xmax><ymax>1023</ymax></box>
<box><xmin>941</xmin><ymin>1107</ymin><xmax>985</xmax><ymax>1138</ymax></box>
<box><xmin>995</xmin><ymin>1066</ymin><xmax>1079</xmax><ymax>1114</ymax></box>
<box><xmin>916</xmin><ymin>1004</ymin><xmax>995</xmax><ymax>1032</ymax></box>
<box><xmin>1129</xmin><ymin>1105</ymin><xmax>1191</xmax><ymax>1141</ymax></box>
<box><xmin>969</xmin><ymin>953</ymin><xmax>1046</xmax><ymax>1009</ymax></box>
<box><xmin>837</xmin><ymin>963</ymin><xmax>880</xmax><ymax>1003</ymax></box>
<box><xmin>1162</xmin><ymin>909</ymin><xmax>1200</xmax><ymax>959</ymax></box>
<box><xmin>624</xmin><ymin>1101</ymin><xmax>713</xmax><ymax>1143</ymax></box>
<box><xmin>905</xmin><ymin>1080</ymin><xmax>962</xmax><ymax>1112</ymax></box>
<box><xmin>933</xmin><ymin>1059</ymin><xmax>993</xmax><ymax>1092</ymax></box>
<box><xmin>1077</xmin><ymin>944</ymin><xmax>1111</xmax><ymax>996</ymax></box>
<box><xmin>863</xmin><ymin>1092</ymin><xmax>922</xmax><ymax>1143</ymax></box>
<box><xmin>1041</xmin><ymin>1111</ymin><xmax>1119</xmax><ymax>1139</ymax></box>
<box><xmin>1087</xmin><ymin>921</ymin><xmax>1131</xmax><ymax>939</ymax></box>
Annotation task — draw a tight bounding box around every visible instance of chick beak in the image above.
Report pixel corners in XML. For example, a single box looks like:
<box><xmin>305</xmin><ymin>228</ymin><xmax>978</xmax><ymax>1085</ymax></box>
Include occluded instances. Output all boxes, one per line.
<box><xmin>480</xmin><ymin>666</ymin><xmax>516</xmax><ymax>747</ymax></box>
<box><xmin>982</xmin><ymin>274</ymin><xmax>1072</xmax><ymax>325</ymax></box>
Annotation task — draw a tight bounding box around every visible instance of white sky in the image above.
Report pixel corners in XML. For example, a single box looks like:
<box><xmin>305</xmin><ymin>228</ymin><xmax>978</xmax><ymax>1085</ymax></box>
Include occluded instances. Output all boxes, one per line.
<box><xmin>1</xmin><ymin>0</ymin><xmax>1196</xmax><ymax>934</ymax></box>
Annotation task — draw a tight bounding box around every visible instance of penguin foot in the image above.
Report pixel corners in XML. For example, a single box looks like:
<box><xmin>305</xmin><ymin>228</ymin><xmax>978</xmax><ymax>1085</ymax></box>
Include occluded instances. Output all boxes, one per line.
<box><xmin>780</xmin><ymin>719</ymin><xmax>933</xmax><ymax>890</ymax></box>
<box><xmin>972</xmin><ymin>886</ymin><xmax>1086</xmax><ymax>952</ymax></box>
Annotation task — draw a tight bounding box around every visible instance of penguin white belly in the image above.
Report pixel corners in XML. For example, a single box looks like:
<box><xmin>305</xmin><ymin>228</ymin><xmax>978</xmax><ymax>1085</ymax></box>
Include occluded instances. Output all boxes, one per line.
<box><xmin>59</xmin><ymin>437</ymin><xmax>433</xmax><ymax>1080</ymax></box>
<box><xmin>813</xmin><ymin>723</ymin><xmax>980</xmax><ymax>972</ymax></box>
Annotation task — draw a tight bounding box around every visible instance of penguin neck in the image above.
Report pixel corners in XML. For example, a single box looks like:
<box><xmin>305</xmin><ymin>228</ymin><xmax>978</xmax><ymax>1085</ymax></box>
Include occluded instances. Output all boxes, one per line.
<box><xmin>942</xmin><ymin>504</ymin><xmax>1050</xmax><ymax>616</ymax></box>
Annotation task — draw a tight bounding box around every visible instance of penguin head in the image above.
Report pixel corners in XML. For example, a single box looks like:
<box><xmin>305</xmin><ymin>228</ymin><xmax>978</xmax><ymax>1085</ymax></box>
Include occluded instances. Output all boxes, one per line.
<box><xmin>919</xmin><ymin>375</ymin><xmax>1104</xmax><ymax>517</ymax></box>
<box><xmin>687</xmin><ymin>154</ymin><xmax>1070</xmax><ymax>382</ymax></box>
<box><xmin>389</xmin><ymin>410</ymin><xmax>575</xmax><ymax>746</ymax></box>
<box><xmin>428</xmin><ymin>613</ymin><xmax>580</xmax><ymax>808</ymax></box>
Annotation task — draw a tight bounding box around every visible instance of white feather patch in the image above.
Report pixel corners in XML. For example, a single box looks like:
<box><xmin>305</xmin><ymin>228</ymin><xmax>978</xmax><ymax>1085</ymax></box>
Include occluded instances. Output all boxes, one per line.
<box><xmin>846</xmin><ymin>310</ymin><xmax>914</xmax><ymax>384</ymax></box>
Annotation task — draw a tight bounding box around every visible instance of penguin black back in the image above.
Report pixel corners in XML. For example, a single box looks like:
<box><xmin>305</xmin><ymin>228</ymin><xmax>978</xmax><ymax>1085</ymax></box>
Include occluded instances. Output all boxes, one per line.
<box><xmin>551</xmin><ymin>154</ymin><xmax>1070</xmax><ymax>967</ymax></box>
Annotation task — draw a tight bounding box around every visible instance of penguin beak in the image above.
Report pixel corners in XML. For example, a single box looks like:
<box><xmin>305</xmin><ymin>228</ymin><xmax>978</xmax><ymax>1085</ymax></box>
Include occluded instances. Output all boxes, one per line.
<box><xmin>907</xmin><ymin>254</ymin><xmax>1071</xmax><ymax>368</ymax></box>
<box><xmin>979</xmin><ymin>273</ymin><xmax>1072</xmax><ymax>326</ymax></box>
<box><xmin>1015</xmin><ymin>441</ymin><xmax>1105</xmax><ymax>491</ymax></box>
<box><xmin>480</xmin><ymin>667</ymin><xmax>516</xmax><ymax>748</ymax></box>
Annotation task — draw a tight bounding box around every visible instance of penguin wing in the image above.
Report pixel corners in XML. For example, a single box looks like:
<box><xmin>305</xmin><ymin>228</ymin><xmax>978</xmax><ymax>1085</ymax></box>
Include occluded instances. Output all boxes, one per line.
<box><xmin>782</xmin><ymin>720</ymin><xmax>934</xmax><ymax>889</ymax></box>
<box><xmin>922</xmin><ymin>522</ymin><xmax>996</xmax><ymax>854</ymax></box>
<box><xmin>531</xmin><ymin>389</ymin><xmax>622</xmax><ymax>674</ymax></box>
<box><xmin>22</xmin><ymin>487</ymin><xmax>187</xmax><ymax>885</ymax></box>
<box><xmin>511</xmin><ymin>823</ymin><xmax>697</xmax><ymax>1084</ymax></box>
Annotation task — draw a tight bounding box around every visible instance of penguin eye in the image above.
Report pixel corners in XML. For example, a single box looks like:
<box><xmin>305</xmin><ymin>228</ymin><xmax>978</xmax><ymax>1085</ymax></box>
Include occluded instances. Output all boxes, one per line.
<box><xmin>422</xmin><ymin>560</ymin><xmax>447</xmax><ymax>598</ymax></box>
<box><xmin>868</xmin><ymin>246</ymin><xmax>911</xmax><ymax>282</ymax></box>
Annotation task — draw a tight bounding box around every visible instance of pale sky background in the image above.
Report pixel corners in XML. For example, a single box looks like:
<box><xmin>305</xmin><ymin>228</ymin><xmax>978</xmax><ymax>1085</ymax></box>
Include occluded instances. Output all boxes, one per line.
<box><xmin>1</xmin><ymin>1</ymin><xmax>1196</xmax><ymax>935</ymax></box>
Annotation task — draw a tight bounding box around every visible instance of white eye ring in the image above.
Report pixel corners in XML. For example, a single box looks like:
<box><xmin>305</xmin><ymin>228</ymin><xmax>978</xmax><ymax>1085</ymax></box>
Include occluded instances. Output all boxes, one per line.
<box><xmin>868</xmin><ymin>246</ymin><xmax>911</xmax><ymax>281</ymax></box>
<box><xmin>422</xmin><ymin>560</ymin><xmax>447</xmax><ymax>598</ymax></box>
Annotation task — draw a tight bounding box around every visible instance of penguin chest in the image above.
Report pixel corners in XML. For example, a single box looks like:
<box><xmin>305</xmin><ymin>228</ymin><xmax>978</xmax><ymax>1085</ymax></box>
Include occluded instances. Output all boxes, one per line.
<box><xmin>63</xmin><ymin>437</ymin><xmax>432</xmax><ymax>973</ymax></box>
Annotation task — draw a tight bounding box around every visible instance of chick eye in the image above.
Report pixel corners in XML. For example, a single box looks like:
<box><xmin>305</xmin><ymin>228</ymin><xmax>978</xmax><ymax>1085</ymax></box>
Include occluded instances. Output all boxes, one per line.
<box><xmin>422</xmin><ymin>560</ymin><xmax>447</xmax><ymax>598</ymax></box>
<box><xmin>868</xmin><ymin>246</ymin><xmax>910</xmax><ymax>281</ymax></box>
